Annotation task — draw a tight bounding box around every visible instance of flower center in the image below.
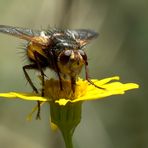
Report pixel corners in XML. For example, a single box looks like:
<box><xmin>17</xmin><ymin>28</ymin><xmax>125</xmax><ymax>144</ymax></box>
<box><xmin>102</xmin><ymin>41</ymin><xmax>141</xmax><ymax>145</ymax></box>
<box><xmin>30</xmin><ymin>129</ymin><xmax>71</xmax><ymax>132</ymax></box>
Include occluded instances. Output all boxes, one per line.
<box><xmin>44</xmin><ymin>78</ymin><xmax>87</xmax><ymax>100</ymax></box>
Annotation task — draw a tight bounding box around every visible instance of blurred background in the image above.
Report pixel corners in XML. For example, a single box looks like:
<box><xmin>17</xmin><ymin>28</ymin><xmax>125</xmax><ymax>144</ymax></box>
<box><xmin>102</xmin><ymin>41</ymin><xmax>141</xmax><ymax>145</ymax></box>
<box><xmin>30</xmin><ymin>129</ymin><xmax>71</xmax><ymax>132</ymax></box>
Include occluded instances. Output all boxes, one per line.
<box><xmin>0</xmin><ymin>0</ymin><xmax>146</xmax><ymax>148</ymax></box>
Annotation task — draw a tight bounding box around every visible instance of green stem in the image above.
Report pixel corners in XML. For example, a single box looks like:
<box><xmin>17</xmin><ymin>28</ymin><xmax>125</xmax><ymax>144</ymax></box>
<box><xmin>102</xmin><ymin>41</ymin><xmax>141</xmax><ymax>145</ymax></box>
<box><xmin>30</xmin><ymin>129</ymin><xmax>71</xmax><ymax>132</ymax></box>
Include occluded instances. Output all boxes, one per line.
<box><xmin>50</xmin><ymin>101</ymin><xmax>82</xmax><ymax>148</ymax></box>
<box><xmin>61</xmin><ymin>128</ymin><xmax>73</xmax><ymax>148</ymax></box>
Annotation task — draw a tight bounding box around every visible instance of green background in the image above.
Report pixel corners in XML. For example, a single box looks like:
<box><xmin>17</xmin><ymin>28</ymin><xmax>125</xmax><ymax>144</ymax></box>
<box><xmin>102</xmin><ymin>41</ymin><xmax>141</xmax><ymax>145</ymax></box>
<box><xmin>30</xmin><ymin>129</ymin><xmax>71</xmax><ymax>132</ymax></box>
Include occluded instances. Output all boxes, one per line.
<box><xmin>0</xmin><ymin>0</ymin><xmax>146</xmax><ymax>148</ymax></box>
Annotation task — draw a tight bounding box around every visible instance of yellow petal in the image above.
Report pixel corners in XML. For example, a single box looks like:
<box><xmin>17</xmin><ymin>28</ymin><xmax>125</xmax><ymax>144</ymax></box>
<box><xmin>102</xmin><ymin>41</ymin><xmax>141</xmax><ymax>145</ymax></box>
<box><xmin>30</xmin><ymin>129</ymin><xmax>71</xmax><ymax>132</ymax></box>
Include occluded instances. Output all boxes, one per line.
<box><xmin>91</xmin><ymin>76</ymin><xmax>120</xmax><ymax>86</ymax></box>
<box><xmin>55</xmin><ymin>99</ymin><xmax>70</xmax><ymax>106</ymax></box>
<box><xmin>50</xmin><ymin>118</ymin><xmax>59</xmax><ymax>131</ymax></box>
<box><xmin>27</xmin><ymin>102</ymin><xmax>45</xmax><ymax>121</ymax></box>
<box><xmin>0</xmin><ymin>92</ymin><xmax>48</xmax><ymax>101</ymax></box>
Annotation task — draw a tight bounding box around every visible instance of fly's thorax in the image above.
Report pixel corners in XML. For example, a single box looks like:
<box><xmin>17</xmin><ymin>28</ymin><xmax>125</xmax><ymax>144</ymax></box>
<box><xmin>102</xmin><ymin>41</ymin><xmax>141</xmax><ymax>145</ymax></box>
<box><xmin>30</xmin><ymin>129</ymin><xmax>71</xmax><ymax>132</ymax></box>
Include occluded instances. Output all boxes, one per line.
<box><xmin>57</xmin><ymin>49</ymin><xmax>87</xmax><ymax>77</ymax></box>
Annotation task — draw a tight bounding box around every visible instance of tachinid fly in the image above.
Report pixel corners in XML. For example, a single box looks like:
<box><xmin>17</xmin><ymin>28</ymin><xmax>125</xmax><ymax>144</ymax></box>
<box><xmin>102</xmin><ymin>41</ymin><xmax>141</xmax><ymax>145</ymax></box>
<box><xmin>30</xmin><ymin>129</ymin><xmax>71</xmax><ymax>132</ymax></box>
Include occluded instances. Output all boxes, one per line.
<box><xmin>0</xmin><ymin>25</ymin><xmax>101</xmax><ymax>118</ymax></box>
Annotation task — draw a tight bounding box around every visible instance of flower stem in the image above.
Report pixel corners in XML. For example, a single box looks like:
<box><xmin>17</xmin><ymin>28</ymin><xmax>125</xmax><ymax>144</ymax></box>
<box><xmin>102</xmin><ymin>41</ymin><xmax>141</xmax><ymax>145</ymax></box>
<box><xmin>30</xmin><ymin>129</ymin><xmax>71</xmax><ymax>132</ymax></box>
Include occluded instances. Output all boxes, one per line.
<box><xmin>61</xmin><ymin>128</ymin><xmax>73</xmax><ymax>148</ymax></box>
<box><xmin>50</xmin><ymin>101</ymin><xmax>82</xmax><ymax>148</ymax></box>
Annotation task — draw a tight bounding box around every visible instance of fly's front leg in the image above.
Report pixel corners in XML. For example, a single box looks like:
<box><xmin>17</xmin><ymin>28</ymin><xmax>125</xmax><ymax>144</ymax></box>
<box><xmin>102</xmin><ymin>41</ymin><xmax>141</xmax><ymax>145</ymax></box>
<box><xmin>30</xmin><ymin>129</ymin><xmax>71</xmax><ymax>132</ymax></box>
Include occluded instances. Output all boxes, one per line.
<box><xmin>70</xmin><ymin>76</ymin><xmax>76</xmax><ymax>93</ymax></box>
<box><xmin>85</xmin><ymin>64</ymin><xmax>105</xmax><ymax>90</ymax></box>
<box><xmin>50</xmin><ymin>49</ymin><xmax>63</xmax><ymax>90</ymax></box>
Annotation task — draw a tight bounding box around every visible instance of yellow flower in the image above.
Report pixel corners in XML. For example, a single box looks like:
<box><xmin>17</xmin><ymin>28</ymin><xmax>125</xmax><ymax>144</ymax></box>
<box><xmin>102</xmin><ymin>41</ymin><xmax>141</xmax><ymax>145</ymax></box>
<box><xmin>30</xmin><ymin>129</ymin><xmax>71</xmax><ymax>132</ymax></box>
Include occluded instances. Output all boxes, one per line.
<box><xmin>0</xmin><ymin>76</ymin><xmax>139</xmax><ymax>105</ymax></box>
<box><xmin>0</xmin><ymin>76</ymin><xmax>139</xmax><ymax>148</ymax></box>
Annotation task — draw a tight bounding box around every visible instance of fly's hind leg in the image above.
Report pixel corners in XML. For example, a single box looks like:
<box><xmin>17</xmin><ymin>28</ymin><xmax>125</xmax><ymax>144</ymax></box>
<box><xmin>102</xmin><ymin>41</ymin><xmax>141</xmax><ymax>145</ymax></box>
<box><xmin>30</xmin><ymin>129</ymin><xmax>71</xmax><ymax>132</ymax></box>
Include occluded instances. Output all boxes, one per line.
<box><xmin>23</xmin><ymin>64</ymin><xmax>38</xmax><ymax>93</ymax></box>
<box><xmin>23</xmin><ymin>64</ymin><xmax>41</xmax><ymax>120</ymax></box>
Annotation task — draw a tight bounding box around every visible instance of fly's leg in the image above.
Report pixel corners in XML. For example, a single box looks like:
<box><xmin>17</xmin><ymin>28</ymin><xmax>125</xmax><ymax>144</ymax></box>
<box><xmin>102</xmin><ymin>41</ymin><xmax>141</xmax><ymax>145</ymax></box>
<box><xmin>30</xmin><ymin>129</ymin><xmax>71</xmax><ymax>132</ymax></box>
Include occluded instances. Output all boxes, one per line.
<box><xmin>34</xmin><ymin>51</ymin><xmax>45</xmax><ymax>119</ymax></box>
<box><xmin>23</xmin><ymin>64</ymin><xmax>41</xmax><ymax>119</ymax></box>
<box><xmin>85</xmin><ymin>64</ymin><xmax>105</xmax><ymax>90</ymax></box>
<box><xmin>50</xmin><ymin>50</ymin><xmax>63</xmax><ymax>90</ymax></box>
<box><xmin>23</xmin><ymin>64</ymin><xmax>38</xmax><ymax>93</ymax></box>
<box><xmin>34</xmin><ymin>52</ymin><xmax>45</xmax><ymax>97</ymax></box>
<box><xmin>71</xmin><ymin>76</ymin><xmax>76</xmax><ymax>92</ymax></box>
<box><xmin>23</xmin><ymin>63</ymin><xmax>41</xmax><ymax>120</ymax></box>
<box><xmin>57</xmin><ymin>69</ymin><xmax>63</xmax><ymax>90</ymax></box>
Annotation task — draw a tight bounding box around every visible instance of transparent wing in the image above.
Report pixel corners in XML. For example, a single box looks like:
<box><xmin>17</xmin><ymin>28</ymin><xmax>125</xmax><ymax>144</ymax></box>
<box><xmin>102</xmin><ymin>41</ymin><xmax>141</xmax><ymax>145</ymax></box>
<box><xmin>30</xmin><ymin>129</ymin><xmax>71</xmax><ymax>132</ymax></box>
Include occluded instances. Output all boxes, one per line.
<box><xmin>70</xmin><ymin>29</ymin><xmax>99</xmax><ymax>46</ymax></box>
<box><xmin>73</xmin><ymin>29</ymin><xmax>98</xmax><ymax>40</ymax></box>
<box><xmin>0</xmin><ymin>25</ymin><xmax>40</xmax><ymax>41</ymax></box>
<box><xmin>0</xmin><ymin>25</ymin><xmax>51</xmax><ymax>46</ymax></box>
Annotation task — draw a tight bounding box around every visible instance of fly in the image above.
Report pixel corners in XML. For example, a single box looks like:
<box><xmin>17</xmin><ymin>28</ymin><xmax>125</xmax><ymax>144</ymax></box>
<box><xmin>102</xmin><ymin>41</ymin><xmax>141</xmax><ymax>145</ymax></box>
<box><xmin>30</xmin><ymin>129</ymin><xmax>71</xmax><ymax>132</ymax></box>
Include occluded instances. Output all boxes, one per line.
<box><xmin>0</xmin><ymin>25</ymin><xmax>102</xmax><ymax>119</ymax></box>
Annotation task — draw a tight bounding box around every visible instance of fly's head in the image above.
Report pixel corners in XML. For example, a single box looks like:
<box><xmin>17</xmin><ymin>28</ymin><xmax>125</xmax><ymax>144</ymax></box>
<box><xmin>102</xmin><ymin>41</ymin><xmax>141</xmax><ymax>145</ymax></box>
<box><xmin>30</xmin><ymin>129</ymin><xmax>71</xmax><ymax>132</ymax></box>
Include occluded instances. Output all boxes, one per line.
<box><xmin>57</xmin><ymin>48</ymin><xmax>87</xmax><ymax>77</ymax></box>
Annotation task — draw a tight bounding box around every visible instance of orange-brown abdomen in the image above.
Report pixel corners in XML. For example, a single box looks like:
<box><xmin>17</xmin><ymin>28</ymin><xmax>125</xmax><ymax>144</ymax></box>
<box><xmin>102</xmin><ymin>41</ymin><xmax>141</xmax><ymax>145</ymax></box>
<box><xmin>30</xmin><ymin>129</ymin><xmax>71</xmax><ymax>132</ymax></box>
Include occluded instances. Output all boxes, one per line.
<box><xmin>27</xmin><ymin>42</ymin><xmax>47</xmax><ymax>61</ymax></box>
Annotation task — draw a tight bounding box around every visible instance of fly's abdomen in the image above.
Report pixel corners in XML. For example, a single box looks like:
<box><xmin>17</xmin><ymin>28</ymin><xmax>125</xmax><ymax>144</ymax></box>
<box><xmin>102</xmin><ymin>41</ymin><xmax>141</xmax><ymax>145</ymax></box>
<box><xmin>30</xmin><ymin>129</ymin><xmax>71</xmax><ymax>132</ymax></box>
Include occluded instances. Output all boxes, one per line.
<box><xmin>27</xmin><ymin>42</ymin><xmax>48</xmax><ymax>65</ymax></box>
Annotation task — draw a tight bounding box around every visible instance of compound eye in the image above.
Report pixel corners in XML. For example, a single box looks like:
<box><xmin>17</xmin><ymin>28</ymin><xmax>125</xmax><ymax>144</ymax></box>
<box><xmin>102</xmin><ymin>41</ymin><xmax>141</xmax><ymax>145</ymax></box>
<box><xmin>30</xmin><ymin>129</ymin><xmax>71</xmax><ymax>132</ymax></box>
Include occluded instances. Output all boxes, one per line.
<box><xmin>78</xmin><ymin>50</ymin><xmax>87</xmax><ymax>61</ymax></box>
<box><xmin>59</xmin><ymin>50</ymin><xmax>72</xmax><ymax>64</ymax></box>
